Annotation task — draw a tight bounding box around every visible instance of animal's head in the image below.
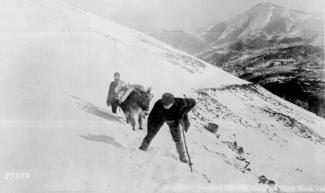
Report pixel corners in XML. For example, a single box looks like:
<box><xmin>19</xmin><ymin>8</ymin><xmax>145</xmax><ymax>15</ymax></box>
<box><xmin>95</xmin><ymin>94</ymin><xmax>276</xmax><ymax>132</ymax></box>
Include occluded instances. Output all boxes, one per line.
<box><xmin>138</xmin><ymin>87</ymin><xmax>153</xmax><ymax>111</ymax></box>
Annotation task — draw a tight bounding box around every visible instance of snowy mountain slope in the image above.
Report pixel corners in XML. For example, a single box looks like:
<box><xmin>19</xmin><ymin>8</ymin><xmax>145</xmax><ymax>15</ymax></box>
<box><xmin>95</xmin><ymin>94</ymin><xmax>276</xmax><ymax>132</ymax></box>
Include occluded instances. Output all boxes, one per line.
<box><xmin>0</xmin><ymin>0</ymin><xmax>245</xmax><ymax>122</ymax></box>
<box><xmin>0</xmin><ymin>0</ymin><xmax>325</xmax><ymax>193</ymax></box>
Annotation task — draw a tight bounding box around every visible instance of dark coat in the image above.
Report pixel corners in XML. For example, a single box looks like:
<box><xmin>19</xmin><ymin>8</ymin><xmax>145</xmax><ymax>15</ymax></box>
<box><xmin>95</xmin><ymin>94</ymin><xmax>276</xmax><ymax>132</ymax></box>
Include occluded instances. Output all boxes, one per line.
<box><xmin>107</xmin><ymin>81</ymin><xmax>119</xmax><ymax>105</ymax></box>
<box><xmin>148</xmin><ymin>98</ymin><xmax>196</xmax><ymax>124</ymax></box>
<box><xmin>142</xmin><ymin>98</ymin><xmax>196</xmax><ymax>143</ymax></box>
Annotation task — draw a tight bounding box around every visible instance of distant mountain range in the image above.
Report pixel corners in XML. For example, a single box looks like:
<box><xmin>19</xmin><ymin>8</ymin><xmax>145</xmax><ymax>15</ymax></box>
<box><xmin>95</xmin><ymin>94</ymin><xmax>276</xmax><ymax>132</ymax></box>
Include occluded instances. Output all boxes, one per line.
<box><xmin>148</xmin><ymin>30</ymin><xmax>208</xmax><ymax>55</ymax></box>
<box><xmin>149</xmin><ymin>3</ymin><xmax>325</xmax><ymax>118</ymax></box>
<box><xmin>197</xmin><ymin>3</ymin><xmax>323</xmax><ymax>47</ymax></box>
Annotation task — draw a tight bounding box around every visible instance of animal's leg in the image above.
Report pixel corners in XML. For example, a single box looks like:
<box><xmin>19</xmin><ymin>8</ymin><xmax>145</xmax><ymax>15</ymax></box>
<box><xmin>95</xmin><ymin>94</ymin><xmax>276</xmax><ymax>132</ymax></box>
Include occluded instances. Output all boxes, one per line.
<box><xmin>124</xmin><ymin>110</ymin><xmax>130</xmax><ymax>124</ymax></box>
<box><xmin>130</xmin><ymin>115</ymin><xmax>136</xmax><ymax>130</ymax></box>
<box><xmin>129</xmin><ymin>109</ymin><xmax>136</xmax><ymax>131</ymax></box>
<box><xmin>126</xmin><ymin>115</ymin><xmax>130</xmax><ymax>124</ymax></box>
<box><xmin>138</xmin><ymin>111</ymin><xmax>143</xmax><ymax>130</ymax></box>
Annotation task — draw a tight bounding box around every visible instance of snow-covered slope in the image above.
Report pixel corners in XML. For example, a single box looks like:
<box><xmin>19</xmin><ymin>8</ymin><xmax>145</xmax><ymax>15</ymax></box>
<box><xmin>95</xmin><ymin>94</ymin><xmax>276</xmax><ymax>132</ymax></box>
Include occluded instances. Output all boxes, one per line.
<box><xmin>0</xmin><ymin>0</ymin><xmax>245</xmax><ymax>122</ymax></box>
<box><xmin>0</xmin><ymin>0</ymin><xmax>325</xmax><ymax>193</ymax></box>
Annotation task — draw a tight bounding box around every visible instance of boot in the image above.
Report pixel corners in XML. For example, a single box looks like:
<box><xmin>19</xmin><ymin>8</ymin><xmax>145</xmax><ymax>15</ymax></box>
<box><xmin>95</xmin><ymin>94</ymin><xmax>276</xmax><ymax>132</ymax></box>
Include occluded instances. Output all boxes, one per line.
<box><xmin>175</xmin><ymin>140</ymin><xmax>188</xmax><ymax>163</ymax></box>
<box><xmin>139</xmin><ymin>140</ymin><xmax>150</xmax><ymax>151</ymax></box>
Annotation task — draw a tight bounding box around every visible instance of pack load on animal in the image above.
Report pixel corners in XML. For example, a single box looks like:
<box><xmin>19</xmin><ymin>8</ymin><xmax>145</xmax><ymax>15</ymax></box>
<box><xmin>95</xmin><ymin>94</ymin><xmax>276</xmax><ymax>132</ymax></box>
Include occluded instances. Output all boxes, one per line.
<box><xmin>106</xmin><ymin>72</ymin><xmax>153</xmax><ymax>130</ymax></box>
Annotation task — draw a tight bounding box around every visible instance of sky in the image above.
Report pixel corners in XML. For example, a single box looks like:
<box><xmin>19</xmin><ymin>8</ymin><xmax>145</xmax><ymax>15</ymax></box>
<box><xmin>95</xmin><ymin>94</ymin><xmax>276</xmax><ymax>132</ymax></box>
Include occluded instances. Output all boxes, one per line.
<box><xmin>63</xmin><ymin>0</ymin><xmax>324</xmax><ymax>32</ymax></box>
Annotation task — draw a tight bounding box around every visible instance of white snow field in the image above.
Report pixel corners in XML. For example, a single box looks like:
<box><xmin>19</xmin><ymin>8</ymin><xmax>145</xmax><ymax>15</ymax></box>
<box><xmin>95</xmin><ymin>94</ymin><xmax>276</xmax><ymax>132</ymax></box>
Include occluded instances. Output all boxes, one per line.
<box><xmin>0</xmin><ymin>0</ymin><xmax>325</xmax><ymax>193</ymax></box>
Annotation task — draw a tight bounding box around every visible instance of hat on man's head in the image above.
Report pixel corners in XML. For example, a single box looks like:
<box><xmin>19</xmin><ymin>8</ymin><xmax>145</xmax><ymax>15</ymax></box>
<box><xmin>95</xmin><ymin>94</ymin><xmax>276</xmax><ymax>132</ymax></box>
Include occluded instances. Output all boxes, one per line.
<box><xmin>114</xmin><ymin>72</ymin><xmax>120</xmax><ymax>76</ymax></box>
<box><xmin>161</xmin><ymin>93</ymin><xmax>174</xmax><ymax>106</ymax></box>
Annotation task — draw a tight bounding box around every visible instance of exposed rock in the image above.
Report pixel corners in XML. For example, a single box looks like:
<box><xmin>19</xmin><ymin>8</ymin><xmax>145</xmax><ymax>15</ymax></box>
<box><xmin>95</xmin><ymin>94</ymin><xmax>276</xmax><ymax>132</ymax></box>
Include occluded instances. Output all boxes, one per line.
<box><xmin>204</xmin><ymin>122</ymin><xmax>219</xmax><ymax>133</ymax></box>
<box><xmin>258</xmin><ymin>175</ymin><xmax>276</xmax><ymax>186</ymax></box>
<box><xmin>205</xmin><ymin>44</ymin><xmax>325</xmax><ymax>118</ymax></box>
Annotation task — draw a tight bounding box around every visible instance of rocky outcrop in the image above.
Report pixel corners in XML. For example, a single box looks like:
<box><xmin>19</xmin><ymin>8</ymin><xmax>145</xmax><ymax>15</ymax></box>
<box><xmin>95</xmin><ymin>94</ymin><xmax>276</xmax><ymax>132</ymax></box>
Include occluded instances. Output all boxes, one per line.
<box><xmin>202</xmin><ymin>44</ymin><xmax>325</xmax><ymax>118</ymax></box>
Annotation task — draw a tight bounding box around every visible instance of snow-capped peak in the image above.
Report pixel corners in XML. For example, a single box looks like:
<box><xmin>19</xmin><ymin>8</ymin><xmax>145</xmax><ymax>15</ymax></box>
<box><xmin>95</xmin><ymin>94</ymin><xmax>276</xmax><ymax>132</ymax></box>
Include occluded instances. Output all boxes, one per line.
<box><xmin>197</xmin><ymin>2</ymin><xmax>322</xmax><ymax>44</ymax></box>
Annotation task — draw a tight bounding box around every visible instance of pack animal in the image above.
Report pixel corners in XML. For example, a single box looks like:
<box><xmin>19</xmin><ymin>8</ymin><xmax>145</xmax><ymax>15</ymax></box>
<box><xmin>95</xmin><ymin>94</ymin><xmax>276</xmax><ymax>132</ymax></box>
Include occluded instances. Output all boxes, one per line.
<box><xmin>118</xmin><ymin>85</ymin><xmax>153</xmax><ymax>130</ymax></box>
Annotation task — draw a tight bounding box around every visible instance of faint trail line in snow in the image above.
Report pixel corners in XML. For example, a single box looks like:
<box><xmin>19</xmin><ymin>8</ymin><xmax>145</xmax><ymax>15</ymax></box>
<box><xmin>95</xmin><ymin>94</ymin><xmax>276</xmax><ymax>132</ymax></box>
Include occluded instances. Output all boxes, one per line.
<box><xmin>79</xmin><ymin>134</ymin><xmax>124</xmax><ymax>148</ymax></box>
<box><xmin>92</xmin><ymin>30</ymin><xmax>206</xmax><ymax>74</ymax></box>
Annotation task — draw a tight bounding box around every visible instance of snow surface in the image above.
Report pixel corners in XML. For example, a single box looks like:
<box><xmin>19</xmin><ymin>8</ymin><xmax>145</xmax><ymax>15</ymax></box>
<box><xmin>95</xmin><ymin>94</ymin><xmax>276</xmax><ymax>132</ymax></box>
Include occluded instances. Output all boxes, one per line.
<box><xmin>0</xmin><ymin>0</ymin><xmax>325</xmax><ymax>193</ymax></box>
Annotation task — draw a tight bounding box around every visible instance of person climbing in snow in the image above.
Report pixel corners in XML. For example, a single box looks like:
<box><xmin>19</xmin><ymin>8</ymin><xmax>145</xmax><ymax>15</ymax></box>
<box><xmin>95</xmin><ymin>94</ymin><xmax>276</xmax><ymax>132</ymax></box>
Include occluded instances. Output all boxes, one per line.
<box><xmin>139</xmin><ymin>93</ymin><xmax>196</xmax><ymax>163</ymax></box>
<box><xmin>106</xmin><ymin>72</ymin><xmax>127</xmax><ymax>114</ymax></box>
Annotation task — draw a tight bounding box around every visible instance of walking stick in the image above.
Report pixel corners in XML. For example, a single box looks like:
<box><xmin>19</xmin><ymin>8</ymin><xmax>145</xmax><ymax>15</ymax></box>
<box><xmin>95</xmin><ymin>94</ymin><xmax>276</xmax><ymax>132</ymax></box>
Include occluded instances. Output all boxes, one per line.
<box><xmin>180</xmin><ymin>120</ymin><xmax>193</xmax><ymax>172</ymax></box>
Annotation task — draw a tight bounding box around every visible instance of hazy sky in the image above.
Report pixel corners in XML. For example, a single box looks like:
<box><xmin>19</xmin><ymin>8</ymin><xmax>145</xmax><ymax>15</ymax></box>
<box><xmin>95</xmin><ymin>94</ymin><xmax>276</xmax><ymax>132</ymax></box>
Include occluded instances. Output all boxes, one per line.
<box><xmin>64</xmin><ymin>0</ymin><xmax>324</xmax><ymax>32</ymax></box>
